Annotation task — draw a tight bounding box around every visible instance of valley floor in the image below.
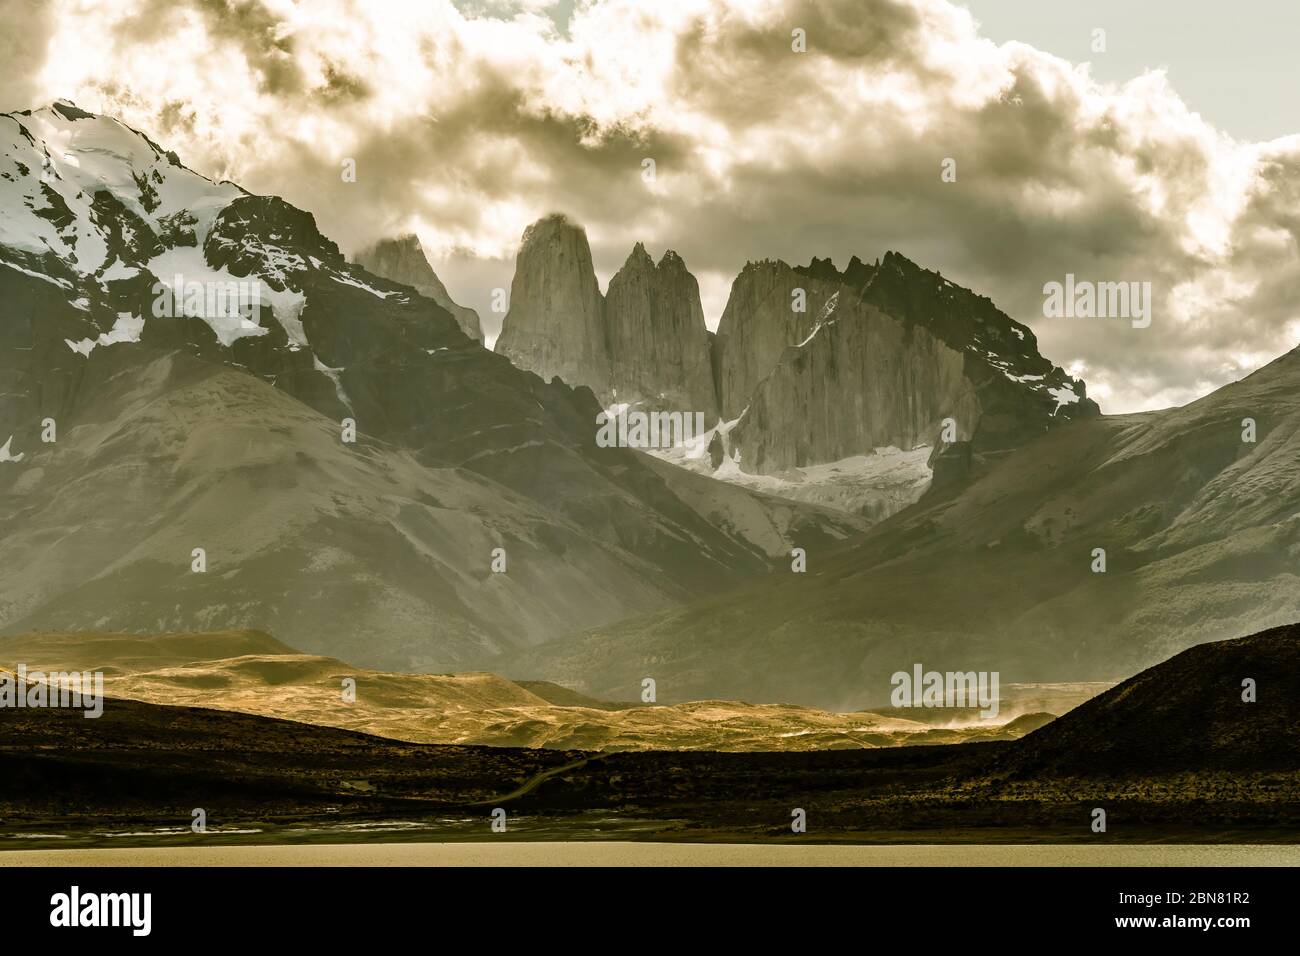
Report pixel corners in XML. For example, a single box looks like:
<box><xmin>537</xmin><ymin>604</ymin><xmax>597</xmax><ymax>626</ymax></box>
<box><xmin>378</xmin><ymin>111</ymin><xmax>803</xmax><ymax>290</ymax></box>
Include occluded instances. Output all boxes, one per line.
<box><xmin>4</xmin><ymin>629</ymin><xmax>1297</xmax><ymax>856</ymax></box>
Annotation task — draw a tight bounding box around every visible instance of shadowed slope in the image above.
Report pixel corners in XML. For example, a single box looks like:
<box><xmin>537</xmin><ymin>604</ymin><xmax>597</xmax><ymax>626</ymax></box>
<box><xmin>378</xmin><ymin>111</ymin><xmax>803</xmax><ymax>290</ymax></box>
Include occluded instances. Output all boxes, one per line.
<box><xmin>515</xmin><ymin>348</ymin><xmax>1300</xmax><ymax>707</ymax></box>
<box><xmin>987</xmin><ymin>623</ymin><xmax>1300</xmax><ymax>777</ymax></box>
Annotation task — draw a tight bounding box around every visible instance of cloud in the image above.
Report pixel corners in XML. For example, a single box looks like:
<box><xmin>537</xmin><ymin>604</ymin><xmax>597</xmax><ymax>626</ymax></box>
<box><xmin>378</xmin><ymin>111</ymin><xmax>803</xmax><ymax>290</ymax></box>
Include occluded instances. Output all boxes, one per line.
<box><xmin>0</xmin><ymin>0</ymin><xmax>57</xmax><ymax>112</ymax></box>
<box><xmin>16</xmin><ymin>0</ymin><xmax>1300</xmax><ymax>411</ymax></box>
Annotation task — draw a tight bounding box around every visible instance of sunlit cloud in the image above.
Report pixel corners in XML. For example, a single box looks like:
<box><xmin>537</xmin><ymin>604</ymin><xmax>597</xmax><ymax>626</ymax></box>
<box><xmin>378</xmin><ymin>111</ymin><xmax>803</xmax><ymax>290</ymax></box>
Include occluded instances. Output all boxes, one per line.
<box><xmin>6</xmin><ymin>0</ymin><xmax>1299</xmax><ymax>412</ymax></box>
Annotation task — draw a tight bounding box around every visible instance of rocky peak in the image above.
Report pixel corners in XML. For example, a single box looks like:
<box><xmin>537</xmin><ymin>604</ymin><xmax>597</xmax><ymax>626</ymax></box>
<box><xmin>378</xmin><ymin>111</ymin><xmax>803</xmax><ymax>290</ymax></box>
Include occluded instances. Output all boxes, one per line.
<box><xmin>205</xmin><ymin>195</ymin><xmax>344</xmax><ymax>281</ymax></box>
<box><xmin>605</xmin><ymin>240</ymin><xmax>715</xmax><ymax>416</ymax></box>
<box><xmin>353</xmin><ymin>234</ymin><xmax>482</xmax><ymax>342</ymax></box>
<box><xmin>626</xmin><ymin>241</ymin><xmax>654</xmax><ymax>268</ymax></box>
<box><xmin>858</xmin><ymin>250</ymin><xmax>1097</xmax><ymax>424</ymax></box>
<box><xmin>795</xmin><ymin>253</ymin><xmax>874</xmax><ymax>290</ymax></box>
<box><xmin>722</xmin><ymin>249</ymin><xmax>1098</xmax><ymax>478</ymax></box>
<box><xmin>493</xmin><ymin>216</ymin><xmax>716</xmax><ymax>415</ymax></box>
<box><xmin>489</xmin><ymin>210</ymin><xmax>1096</xmax><ymax>504</ymax></box>
<box><xmin>494</xmin><ymin>213</ymin><xmax>609</xmax><ymax>395</ymax></box>
<box><xmin>657</xmin><ymin>248</ymin><xmax>687</xmax><ymax>271</ymax></box>
<box><xmin>795</xmin><ymin>255</ymin><xmax>846</xmax><ymax>285</ymax></box>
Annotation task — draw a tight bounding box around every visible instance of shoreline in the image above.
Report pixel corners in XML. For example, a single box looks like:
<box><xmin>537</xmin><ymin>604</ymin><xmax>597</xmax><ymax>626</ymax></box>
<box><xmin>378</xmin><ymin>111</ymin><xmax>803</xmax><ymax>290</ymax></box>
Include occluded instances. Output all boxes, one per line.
<box><xmin>5</xmin><ymin>842</ymin><xmax>1299</xmax><ymax>867</ymax></box>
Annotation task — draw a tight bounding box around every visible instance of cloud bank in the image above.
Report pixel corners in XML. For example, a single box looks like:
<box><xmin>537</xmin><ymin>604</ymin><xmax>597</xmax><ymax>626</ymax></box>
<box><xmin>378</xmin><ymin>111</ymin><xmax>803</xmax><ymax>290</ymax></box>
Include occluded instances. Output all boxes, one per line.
<box><xmin>10</xmin><ymin>0</ymin><xmax>1300</xmax><ymax>411</ymax></box>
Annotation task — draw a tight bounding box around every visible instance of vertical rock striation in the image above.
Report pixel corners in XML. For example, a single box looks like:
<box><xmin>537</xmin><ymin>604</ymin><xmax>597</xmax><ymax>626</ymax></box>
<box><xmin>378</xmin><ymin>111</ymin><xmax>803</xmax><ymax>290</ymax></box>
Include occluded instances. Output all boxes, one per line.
<box><xmin>494</xmin><ymin>214</ymin><xmax>609</xmax><ymax>396</ymax></box>
<box><xmin>719</xmin><ymin>251</ymin><xmax>1098</xmax><ymax>476</ymax></box>
<box><xmin>492</xmin><ymin>213</ymin><xmax>1096</xmax><ymax>494</ymax></box>
<box><xmin>605</xmin><ymin>243</ymin><xmax>716</xmax><ymax>417</ymax></box>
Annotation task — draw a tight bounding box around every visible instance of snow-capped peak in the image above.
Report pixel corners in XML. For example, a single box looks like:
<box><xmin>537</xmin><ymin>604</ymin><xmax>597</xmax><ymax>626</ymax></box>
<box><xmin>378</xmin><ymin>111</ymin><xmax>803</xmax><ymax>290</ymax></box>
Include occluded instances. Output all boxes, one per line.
<box><xmin>0</xmin><ymin>101</ymin><xmax>242</xmax><ymax>276</ymax></box>
<box><xmin>0</xmin><ymin>102</ymin><xmax>389</xmax><ymax>358</ymax></box>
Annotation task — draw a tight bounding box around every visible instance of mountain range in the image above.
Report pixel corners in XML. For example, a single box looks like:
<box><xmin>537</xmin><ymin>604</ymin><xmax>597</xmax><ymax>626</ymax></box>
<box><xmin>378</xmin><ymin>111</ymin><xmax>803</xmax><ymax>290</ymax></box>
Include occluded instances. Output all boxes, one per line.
<box><xmin>513</xmin><ymin>343</ymin><xmax>1300</xmax><ymax>707</ymax></box>
<box><xmin>0</xmin><ymin>101</ymin><xmax>863</xmax><ymax>673</ymax></box>
<box><xmin>492</xmin><ymin>210</ymin><xmax>1097</xmax><ymax>517</ymax></box>
<box><xmin>1</xmin><ymin>101</ymin><xmax>1296</xmax><ymax>710</ymax></box>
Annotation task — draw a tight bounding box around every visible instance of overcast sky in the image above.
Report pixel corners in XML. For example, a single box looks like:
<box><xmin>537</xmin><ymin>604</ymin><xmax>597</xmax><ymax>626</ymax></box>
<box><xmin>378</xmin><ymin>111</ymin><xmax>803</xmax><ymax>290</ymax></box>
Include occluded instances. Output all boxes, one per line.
<box><xmin>4</xmin><ymin>0</ymin><xmax>1299</xmax><ymax>413</ymax></box>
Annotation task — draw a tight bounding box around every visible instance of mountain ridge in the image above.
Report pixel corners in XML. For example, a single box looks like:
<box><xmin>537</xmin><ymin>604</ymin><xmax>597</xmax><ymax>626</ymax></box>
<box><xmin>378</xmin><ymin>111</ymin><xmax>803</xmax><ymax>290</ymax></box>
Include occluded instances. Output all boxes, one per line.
<box><xmin>508</xmin><ymin>344</ymin><xmax>1300</xmax><ymax>707</ymax></box>
<box><xmin>0</xmin><ymin>102</ymin><xmax>867</xmax><ymax>673</ymax></box>
<box><xmin>493</xmin><ymin>211</ymin><xmax>1096</xmax><ymax>519</ymax></box>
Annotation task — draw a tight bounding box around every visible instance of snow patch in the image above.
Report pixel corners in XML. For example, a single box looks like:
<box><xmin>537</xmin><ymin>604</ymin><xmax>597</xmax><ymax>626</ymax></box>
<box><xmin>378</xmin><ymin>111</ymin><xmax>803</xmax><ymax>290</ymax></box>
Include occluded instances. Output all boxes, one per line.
<box><xmin>270</xmin><ymin>291</ymin><xmax>308</xmax><ymax>350</ymax></box>
<box><xmin>1049</xmin><ymin>384</ymin><xmax>1081</xmax><ymax>413</ymax></box>
<box><xmin>1</xmin><ymin>106</ymin><xmax>241</xmax><ymax>274</ymax></box>
<box><xmin>313</xmin><ymin>354</ymin><xmax>352</xmax><ymax>410</ymax></box>
<box><xmin>0</xmin><ymin>259</ymin><xmax>72</xmax><ymax>289</ymax></box>
<box><xmin>796</xmin><ymin>291</ymin><xmax>840</xmax><ymax>348</ymax></box>
<box><xmin>330</xmin><ymin>270</ymin><xmax>397</xmax><ymax>299</ymax></box>
<box><xmin>64</xmin><ymin>312</ymin><xmax>146</xmax><ymax>358</ymax></box>
<box><xmin>0</xmin><ymin>435</ymin><xmax>25</xmax><ymax>463</ymax></box>
<box><xmin>98</xmin><ymin>260</ymin><xmax>140</xmax><ymax>282</ymax></box>
<box><xmin>651</xmin><ymin>426</ymin><xmax>933</xmax><ymax>522</ymax></box>
<box><xmin>145</xmin><ymin>246</ymin><xmax>268</xmax><ymax>347</ymax></box>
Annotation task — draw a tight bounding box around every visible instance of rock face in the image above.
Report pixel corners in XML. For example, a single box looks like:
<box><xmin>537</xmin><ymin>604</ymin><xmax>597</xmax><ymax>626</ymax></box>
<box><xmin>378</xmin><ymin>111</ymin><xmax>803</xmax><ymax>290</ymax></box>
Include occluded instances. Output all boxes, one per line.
<box><xmin>605</xmin><ymin>244</ymin><xmax>716</xmax><ymax>416</ymax></box>
<box><xmin>494</xmin><ymin>216</ymin><xmax>718</xmax><ymax>418</ymax></box>
<box><xmin>729</xmin><ymin>297</ymin><xmax>979</xmax><ymax>474</ymax></box>
<box><xmin>353</xmin><ymin>234</ymin><xmax>482</xmax><ymax>342</ymax></box>
<box><xmin>494</xmin><ymin>214</ymin><xmax>609</xmax><ymax>395</ymax></box>
<box><xmin>493</xmin><ymin>213</ymin><xmax>1094</xmax><ymax>501</ymax></box>
<box><xmin>717</xmin><ymin>251</ymin><xmax>1098</xmax><ymax>476</ymax></box>
<box><xmin>713</xmin><ymin>259</ymin><xmax>840</xmax><ymax>422</ymax></box>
